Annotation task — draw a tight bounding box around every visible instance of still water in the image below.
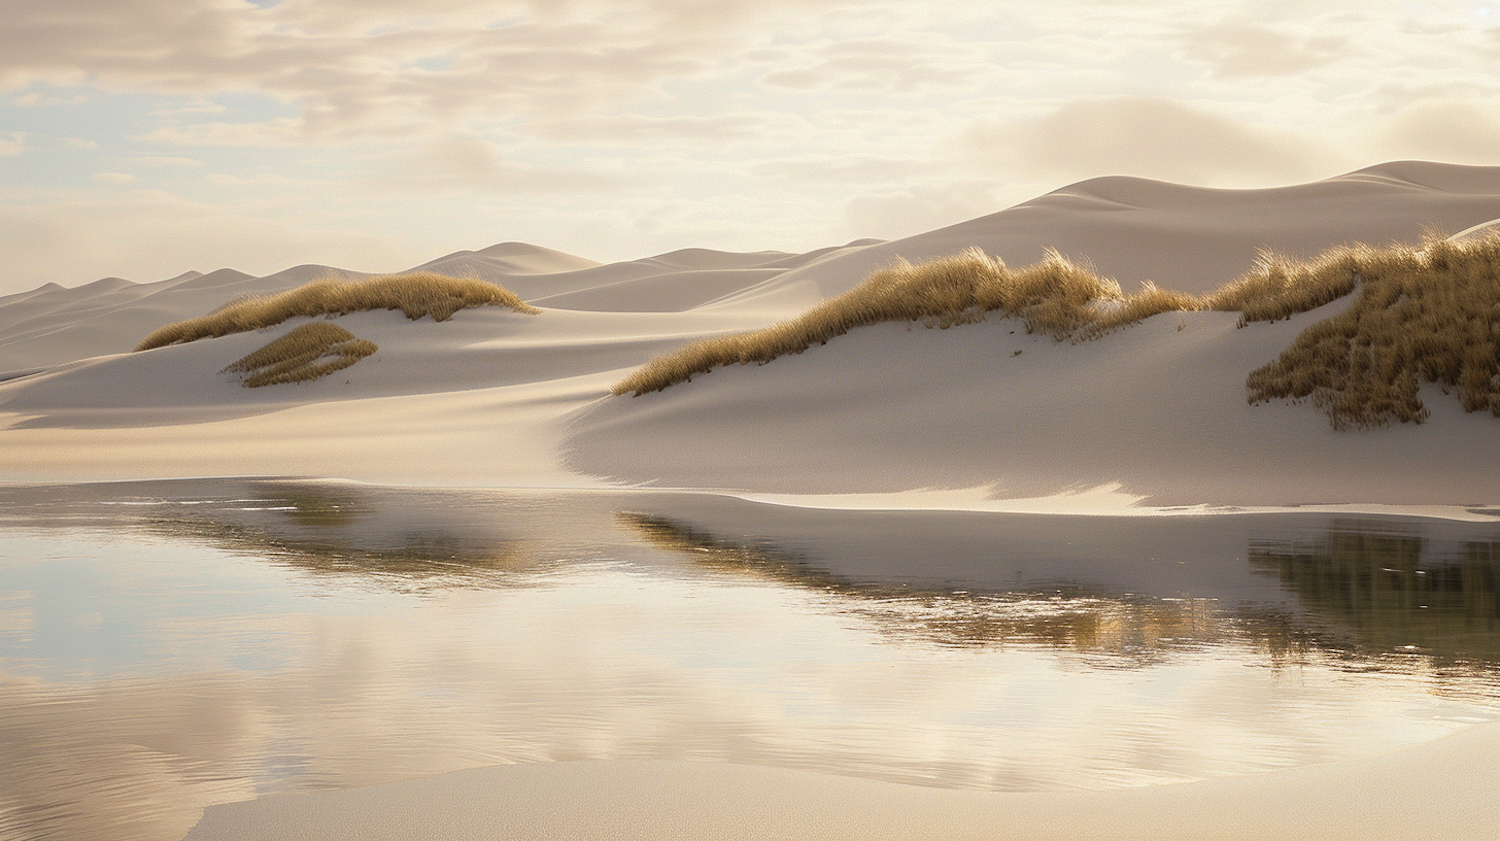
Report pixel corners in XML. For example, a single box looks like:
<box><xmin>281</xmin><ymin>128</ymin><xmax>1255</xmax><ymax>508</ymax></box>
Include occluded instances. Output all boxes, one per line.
<box><xmin>2</xmin><ymin>480</ymin><xmax>1499</xmax><ymax>841</ymax></box>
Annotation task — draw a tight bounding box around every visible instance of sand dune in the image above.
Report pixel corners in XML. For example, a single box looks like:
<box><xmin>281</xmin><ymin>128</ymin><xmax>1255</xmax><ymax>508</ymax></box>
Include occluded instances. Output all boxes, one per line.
<box><xmin>2</xmin><ymin>162</ymin><xmax>1499</xmax><ymax>506</ymax></box>
<box><xmin>0</xmin><ymin>242</ymin><xmax>870</xmax><ymax>372</ymax></box>
<box><xmin>718</xmin><ymin>161</ymin><xmax>1500</xmax><ymax>311</ymax></box>
<box><xmin>565</xmin><ymin>298</ymin><xmax>1500</xmax><ymax>506</ymax></box>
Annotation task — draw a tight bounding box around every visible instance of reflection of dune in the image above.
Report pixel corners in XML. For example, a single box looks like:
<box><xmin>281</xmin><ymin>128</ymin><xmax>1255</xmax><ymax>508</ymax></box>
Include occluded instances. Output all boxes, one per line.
<box><xmin>3</xmin><ymin>486</ymin><xmax>1500</xmax><ymax>841</ymax></box>
<box><xmin>146</xmin><ymin>489</ymin><xmax>533</xmax><ymax>589</ymax></box>
<box><xmin>0</xmin><ymin>480</ymin><xmax>541</xmax><ymax>589</ymax></box>
<box><xmin>619</xmin><ymin>511</ymin><xmax>1298</xmax><ymax>664</ymax></box>
<box><xmin>1250</xmin><ymin>525</ymin><xmax>1500</xmax><ymax>663</ymax></box>
<box><xmin>156</xmin><ymin>516</ymin><xmax>531</xmax><ymax>586</ymax></box>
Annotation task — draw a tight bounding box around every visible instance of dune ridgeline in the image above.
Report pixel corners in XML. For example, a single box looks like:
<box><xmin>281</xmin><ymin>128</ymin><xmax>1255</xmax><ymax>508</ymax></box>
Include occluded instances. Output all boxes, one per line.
<box><xmin>614</xmin><ymin>232</ymin><xmax>1500</xmax><ymax>431</ymax></box>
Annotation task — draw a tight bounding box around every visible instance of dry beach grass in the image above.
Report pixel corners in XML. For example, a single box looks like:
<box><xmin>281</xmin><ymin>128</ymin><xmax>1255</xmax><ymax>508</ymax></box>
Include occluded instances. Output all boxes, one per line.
<box><xmin>137</xmin><ymin>272</ymin><xmax>539</xmax><ymax>351</ymax></box>
<box><xmin>1247</xmin><ymin>234</ymin><xmax>1500</xmax><ymax>428</ymax></box>
<box><xmin>222</xmin><ymin>322</ymin><xmax>377</xmax><ymax>387</ymax></box>
<box><xmin>609</xmin><ymin>245</ymin><xmax>1358</xmax><ymax>397</ymax></box>
<box><xmin>614</xmin><ymin>233</ymin><xmax>1500</xmax><ymax>430</ymax></box>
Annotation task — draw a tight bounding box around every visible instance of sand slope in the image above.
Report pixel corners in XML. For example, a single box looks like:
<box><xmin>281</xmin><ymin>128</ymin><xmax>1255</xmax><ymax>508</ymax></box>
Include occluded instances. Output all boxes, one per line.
<box><xmin>1</xmin><ymin>162</ymin><xmax>1499</xmax><ymax>506</ymax></box>
<box><xmin>564</xmin><ymin>298</ymin><xmax>1500</xmax><ymax>506</ymax></box>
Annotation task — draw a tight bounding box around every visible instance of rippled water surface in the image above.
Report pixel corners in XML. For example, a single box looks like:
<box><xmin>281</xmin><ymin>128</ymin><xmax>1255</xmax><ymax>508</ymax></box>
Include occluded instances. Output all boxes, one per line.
<box><xmin>2</xmin><ymin>480</ymin><xmax>1499</xmax><ymax>841</ymax></box>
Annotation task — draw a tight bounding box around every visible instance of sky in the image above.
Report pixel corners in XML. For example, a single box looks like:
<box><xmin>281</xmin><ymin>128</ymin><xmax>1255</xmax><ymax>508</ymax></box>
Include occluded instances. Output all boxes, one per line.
<box><xmin>1</xmin><ymin>0</ymin><xmax>1499</xmax><ymax>293</ymax></box>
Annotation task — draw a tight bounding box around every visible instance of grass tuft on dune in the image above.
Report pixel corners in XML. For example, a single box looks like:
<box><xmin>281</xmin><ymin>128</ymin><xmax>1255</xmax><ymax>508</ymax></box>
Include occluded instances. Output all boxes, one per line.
<box><xmin>137</xmin><ymin>272</ymin><xmax>539</xmax><ymax>351</ymax></box>
<box><xmin>614</xmin><ymin>232</ymin><xmax>1500</xmax><ymax>430</ymax></box>
<box><xmin>1247</xmin><ymin>233</ymin><xmax>1500</xmax><ymax>428</ymax></box>
<box><xmin>222</xmin><ymin>322</ymin><xmax>378</xmax><ymax>388</ymax></box>
<box><xmin>612</xmin><ymin>248</ymin><xmax>1120</xmax><ymax>397</ymax></box>
<box><xmin>610</xmin><ymin>245</ymin><xmax>1346</xmax><ymax>398</ymax></box>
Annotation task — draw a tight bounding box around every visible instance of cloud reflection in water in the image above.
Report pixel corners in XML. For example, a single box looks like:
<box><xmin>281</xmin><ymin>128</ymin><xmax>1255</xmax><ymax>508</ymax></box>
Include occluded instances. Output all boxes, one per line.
<box><xmin>1</xmin><ymin>481</ymin><xmax>1498</xmax><ymax>841</ymax></box>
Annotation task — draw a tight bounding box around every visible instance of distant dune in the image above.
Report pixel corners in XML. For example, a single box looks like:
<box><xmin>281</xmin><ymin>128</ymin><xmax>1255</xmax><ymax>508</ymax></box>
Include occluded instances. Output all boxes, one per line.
<box><xmin>2</xmin><ymin>161</ymin><xmax>1500</xmax><ymax>510</ymax></box>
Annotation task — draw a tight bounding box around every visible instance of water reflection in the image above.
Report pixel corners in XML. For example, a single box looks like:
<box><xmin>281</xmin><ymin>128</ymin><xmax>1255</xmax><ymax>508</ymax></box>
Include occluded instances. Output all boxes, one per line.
<box><xmin>1</xmin><ymin>483</ymin><xmax>1499</xmax><ymax>841</ymax></box>
<box><xmin>146</xmin><ymin>498</ymin><xmax>532</xmax><ymax>590</ymax></box>
<box><xmin>616</xmin><ymin>511</ymin><xmax>1449</xmax><ymax>673</ymax></box>
<box><xmin>1250</xmin><ymin>523</ymin><xmax>1500</xmax><ymax>664</ymax></box>
<box><xmin>620</xmin><ymin>511</ymin><xmax>1229</xmax><ymax>662</ymax></box>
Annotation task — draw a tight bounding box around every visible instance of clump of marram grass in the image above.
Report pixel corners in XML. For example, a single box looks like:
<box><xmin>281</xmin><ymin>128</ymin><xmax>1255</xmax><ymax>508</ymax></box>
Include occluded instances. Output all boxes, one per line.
<box><xmin>612</xmin><ymin>231</ymin><xmax>1500</xmax><ymax>431</ymax></box>
<box><xmin>612</xmin><ymin>248</ymin><xmax>1130</xmax><ymax>396</ymax></box>
<box><xmin>222</xmin><ymin>322</ymin><xmax>378</xmax><ymax>388</ymax></box>
<box><xmin>137</xmin><ymin>272</ymin><xmax>538</xmax><ymax>351</ymax></box>
<box><xmin>1246</xmin><ymin>232</ymin><xmax>1500</xmax><ymax>429</ymax></box>
<box><xmin>611</xmin><ymin>246</ymin><xmax>1257</xmax><ymax>397</ymax></box>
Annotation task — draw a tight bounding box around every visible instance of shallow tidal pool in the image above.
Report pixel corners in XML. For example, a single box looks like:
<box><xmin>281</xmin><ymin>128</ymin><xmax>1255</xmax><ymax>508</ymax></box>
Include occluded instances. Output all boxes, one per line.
<box><xmin>2</xmin><ymin>480</ymin><xmax>1499</xmax><ymax>841</ymax></box>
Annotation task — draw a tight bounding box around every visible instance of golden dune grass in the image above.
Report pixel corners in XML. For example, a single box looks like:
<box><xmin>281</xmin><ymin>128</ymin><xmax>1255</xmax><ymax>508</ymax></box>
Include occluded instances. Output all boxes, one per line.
<box><xmin>611</xmin><ymin>246</ymin><xmax>1332</xmax><ymax>397</ymax></box>
<box><xmin>1247</xmin><ymin>234</ymin><xmax>1500</xmax><ymax>428</ymax></box>
<box><xmin>222</xmin><ymin>322</ymin><xmax>378</xmax><ymax>388</ymax></box>
<box><xmin>137</xmin><ymin>272</ymin><xmax>538</xmax><ymax>351</ymax></box>
<box><xmin>614</xmin><ymin>233</ymin><xmax>1500</xmax><ymax>430</ymax></box>
<box><xmin>613</xmin><ymin>248</ymin><xmax>1118</xmax><ymax>396</ymax></box>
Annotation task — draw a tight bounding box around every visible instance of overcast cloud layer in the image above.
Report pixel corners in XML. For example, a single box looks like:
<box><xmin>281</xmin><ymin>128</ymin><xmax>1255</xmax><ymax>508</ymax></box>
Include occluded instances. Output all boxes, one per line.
<box><xmin>1</xmin><ymin>0</ymin><xmax>1498</xmax><ymax>291</ymax></box>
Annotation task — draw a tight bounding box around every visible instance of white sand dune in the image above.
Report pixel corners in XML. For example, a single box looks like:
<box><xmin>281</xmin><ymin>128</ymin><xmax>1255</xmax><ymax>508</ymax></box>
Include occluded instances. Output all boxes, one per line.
<box><xmin>719</xmin><ymin>160</ymin><xmax>1500</xmax><ymax>311</ymax></box>
<box><xmin>565</xmin><ymin>298</ymin><xmax>1500</xmax><ymax>506</ymax></box>
<box><xmin>3</xmin><ymin>160</ymin><xmax>1500</xmax><ymax>498</ymax></box>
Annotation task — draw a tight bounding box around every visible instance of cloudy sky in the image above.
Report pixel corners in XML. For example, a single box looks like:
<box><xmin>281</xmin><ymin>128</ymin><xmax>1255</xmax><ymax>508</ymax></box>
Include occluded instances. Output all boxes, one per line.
<box><xmin>2</xmin><ymin>0</ymin><xmax>1499</xmax><ymax>292</ymax></box>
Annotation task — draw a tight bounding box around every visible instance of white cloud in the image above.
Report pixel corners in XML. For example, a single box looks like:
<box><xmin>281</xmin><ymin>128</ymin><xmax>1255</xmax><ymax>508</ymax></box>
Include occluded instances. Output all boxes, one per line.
<box><xmin>752</xmin><ymin>154</ymin><xmax>940</xmax><ymax>185</ymax></box>
<box><xmin>760</xmin><ymin>36</ymin><xmax>987</xmax><ymax>93</ymax></box>
<box><xmin>367</xmin><ymin>135</ymin><xmax>633</xmax><ymax>194</ymax></box>
<box><xmin>0</xmin><ymin>133</ymin><xmax>25</xmax><ymax>156</ymax></box>
<box><xmin>1179</xmin><ymin>20</ymin><xmax>1354</xmax><ymax>77</ymax></box>
<box><xmin>92</xmin><ymin>172</ymin><xmax>138</xmax><ymax>184</ymax></box>
<box><xmin>0</xmin><ymin>0</ymin><xmax>787</xmax><ymax>143</ymax></box>
<box><xmin>966</xmin><ymin>98</ymin><xmax>1327</xmax><ymax>186</ymax></box>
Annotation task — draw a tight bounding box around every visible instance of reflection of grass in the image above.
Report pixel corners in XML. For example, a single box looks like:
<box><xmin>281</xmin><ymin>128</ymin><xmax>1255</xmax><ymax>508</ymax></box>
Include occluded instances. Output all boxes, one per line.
<box><xmin>617</xmin><ymin>511</ymin><xmax>1227</xmax><ymax>660</ymax></box>
<box><xmin>221</xmin><ymin>322</ymin><xmax>378</xmax><ymax>387</ymax></box>
<box><xmin>619</xmin><ymin>511</ymin><xmax>1500</xmax><ymax>672</ymax></box>
<box><xmin>1250</xmin><ymin>526</ymin><xmax>1500</xmax><ymax>663</ymax></box>
<box><xmin>271</xmin><ymin>488</ymin><xmax>369</xmax><ymax>527</ymax></box>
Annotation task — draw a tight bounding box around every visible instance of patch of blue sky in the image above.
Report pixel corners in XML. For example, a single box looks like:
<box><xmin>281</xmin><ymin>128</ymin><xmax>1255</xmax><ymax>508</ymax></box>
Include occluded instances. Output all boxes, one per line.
<box><xmin>0</xmin><ymin>86</ymin><xmax>335</xmax><ymax>192</ymax></box>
